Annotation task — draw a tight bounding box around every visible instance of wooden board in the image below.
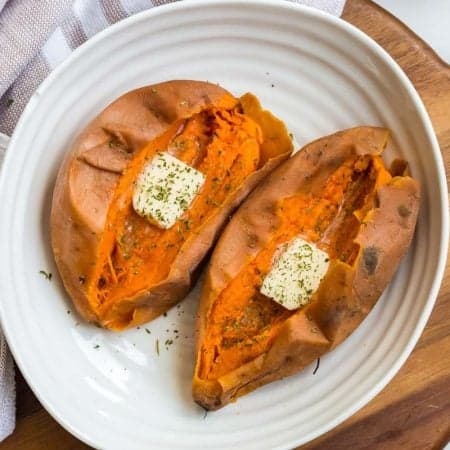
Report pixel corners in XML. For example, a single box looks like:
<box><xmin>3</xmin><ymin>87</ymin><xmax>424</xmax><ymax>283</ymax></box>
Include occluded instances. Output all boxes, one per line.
<box><xmin>2</xmin><ymin>0</ymin><xmax>449</xmax><ymax>448</ymax></box>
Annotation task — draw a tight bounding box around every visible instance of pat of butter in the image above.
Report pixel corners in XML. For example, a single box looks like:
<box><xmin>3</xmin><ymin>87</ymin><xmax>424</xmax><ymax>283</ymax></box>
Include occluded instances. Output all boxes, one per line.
<box><xmin>260</xmin><ymin>237</ymin><xmax>330</xmax><ymax>310</ymax></box>
<box><xmin>132</xmin><ymin>152</ymin><xmax>205</xmax><ymax>229</ymax></box>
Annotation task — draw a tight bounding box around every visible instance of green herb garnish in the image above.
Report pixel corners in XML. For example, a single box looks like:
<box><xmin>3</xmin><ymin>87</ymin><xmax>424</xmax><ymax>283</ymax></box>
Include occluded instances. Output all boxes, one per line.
<box><xmin>39</xmin><ymin>270</ymin><xmax>52</xmax><ymax>280</ymax></box>
<box><xmin>313</xmin><ymin>357</ymin><xmax>320</xmax><ymax>375</ymax></box>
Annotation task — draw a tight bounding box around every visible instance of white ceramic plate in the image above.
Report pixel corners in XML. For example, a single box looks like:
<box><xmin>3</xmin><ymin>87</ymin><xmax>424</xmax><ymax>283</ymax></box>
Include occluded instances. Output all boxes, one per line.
<box><xmin>0</xmin><ymin>1</ymin><xmax>447</xmax><ymax>449</ymax></box>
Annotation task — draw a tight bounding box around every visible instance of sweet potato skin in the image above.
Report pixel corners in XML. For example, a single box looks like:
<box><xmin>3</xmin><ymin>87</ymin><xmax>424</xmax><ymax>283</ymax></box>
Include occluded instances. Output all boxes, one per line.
<box><xmin>193</xmin><ymin>127</ymin><xmax>420</xmax><ymax>410</ymax></box>
<box><xmin>51</xmin><ymin>80</ymin><xmax>292</xmax><ymax>329</ymax></box>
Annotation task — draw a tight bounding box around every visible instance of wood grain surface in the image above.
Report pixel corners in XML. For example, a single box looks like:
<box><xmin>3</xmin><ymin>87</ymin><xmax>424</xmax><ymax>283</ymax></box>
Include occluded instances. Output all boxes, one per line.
<box><xmin>2</xmin><ymin>0</ymin><xmax>449</xmax><ymax>448</ymax></box>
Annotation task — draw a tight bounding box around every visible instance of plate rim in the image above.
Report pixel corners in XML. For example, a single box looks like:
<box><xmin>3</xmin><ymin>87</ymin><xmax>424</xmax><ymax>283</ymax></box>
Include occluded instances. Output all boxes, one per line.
<box><xmin>0</xmin><ymin>0</ymin><xmax>448</xmax><ymax>448</ymax></box>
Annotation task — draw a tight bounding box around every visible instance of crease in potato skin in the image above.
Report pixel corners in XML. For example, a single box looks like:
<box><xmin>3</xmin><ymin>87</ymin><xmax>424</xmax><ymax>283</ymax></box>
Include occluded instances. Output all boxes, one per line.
<box><xmin>193</xmin><ymin>126</ymin><xmax>420</xmax><ymax>409</ymax></box>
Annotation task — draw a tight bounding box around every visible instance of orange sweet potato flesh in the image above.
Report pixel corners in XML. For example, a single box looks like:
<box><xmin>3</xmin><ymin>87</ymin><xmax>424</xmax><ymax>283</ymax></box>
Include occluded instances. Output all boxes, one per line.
<box><xmin>193</xmin><ymin>127</ymin><xmax>420</xmax><ymax>410</ymax></box>
<box><xmin>51</xmin><ymin>81</ymin><xmax>293</xmax><ymax>330</ymax></box>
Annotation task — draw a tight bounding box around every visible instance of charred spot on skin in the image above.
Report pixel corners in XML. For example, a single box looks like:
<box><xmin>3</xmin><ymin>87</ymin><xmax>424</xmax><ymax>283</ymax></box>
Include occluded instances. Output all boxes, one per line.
<box><xmin>98</xmin><ymin>277</ymin><xmax>107</xmax><ymax>288</ymax></box>
<box><xmin>311</xmin><ymin>150</ymin><xmax>323</xmax><ymax>165</ymax></box>
<box><xmin>247</xmin><ymin>234</ymin><xmax>258</xmax><ymax>249</ymax></box>
<box><xmin>397</xmin><ymin>204</ymin><xmax>411</xmax><ymax>218</ymax></box>
<box><xmin>363</xmin><ymin>246</ymin><xmax>378</xmax><ymax>275</ymax></box>
<box><xmin>148</xmin><ymin>107</ymin><xmax>161</xmax><ymax>119</ymax></box>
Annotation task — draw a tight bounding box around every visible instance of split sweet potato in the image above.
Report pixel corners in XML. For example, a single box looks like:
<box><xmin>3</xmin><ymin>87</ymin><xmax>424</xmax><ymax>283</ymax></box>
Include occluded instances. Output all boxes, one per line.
<box><xmin>51</xmin><ymin>80</ymin><xmax>293</xmax><ymax>330</ymax></box>
<box><xmin>193</xmin><ymin>127</ymin><xmax>420</xmax><ymax>410</ymax></box>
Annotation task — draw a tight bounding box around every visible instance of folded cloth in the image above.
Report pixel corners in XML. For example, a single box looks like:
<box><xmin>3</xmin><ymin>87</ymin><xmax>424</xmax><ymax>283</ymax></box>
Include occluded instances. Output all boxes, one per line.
<box><xmin>0</xmin><ymin>0</ymin><xmax>345</xmax><ymax>441</ymax></box>
<box><xmin>0</xmin><ymin>132</ymin><xmax>15</xmax><ymax>442</ymax></box>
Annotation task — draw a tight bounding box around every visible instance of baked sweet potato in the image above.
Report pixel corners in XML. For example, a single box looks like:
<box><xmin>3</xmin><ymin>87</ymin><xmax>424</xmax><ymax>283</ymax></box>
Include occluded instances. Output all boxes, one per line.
<box><xmin>193</xmin><ymin>127</ymin><xmax>420</xmax><ymax>410</ymax></box>
<box><xmin>51</xmin><ymin>80</ymin><xmax>293</xmax><ymax>330</ymax></box>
